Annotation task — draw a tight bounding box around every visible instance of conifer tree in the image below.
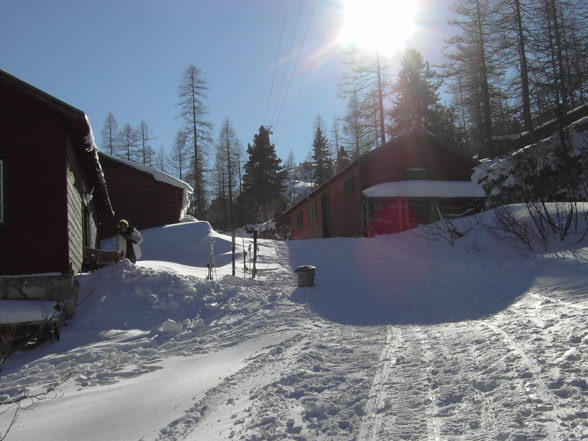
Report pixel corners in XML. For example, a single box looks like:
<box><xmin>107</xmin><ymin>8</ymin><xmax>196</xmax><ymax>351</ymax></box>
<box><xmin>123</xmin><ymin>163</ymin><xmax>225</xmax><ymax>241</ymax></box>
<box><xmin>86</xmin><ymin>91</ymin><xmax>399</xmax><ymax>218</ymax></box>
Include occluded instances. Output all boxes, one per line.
<box><xmin>137</xmin><ymin>121</ymin><xmax>156</xmax><ymax>166</ymax></box>
<box><xmin>177</xmin><ymin>65</ymin><xmax>212</xmax><ymax>217</ymax></box>
<box><xmin>237</xmin><ymin>126</ymin><xmax>286</xmax><ymax>224</ymax></box>
<box><xmin>118</xmin><ymin>123</ymin><xmax>140</xmax><ymax>162</ymax></box>
<box><xmin>168</xmin><ymin>130</ymin><xmax>190</xmax><ymax>180</ymax></box>
<box><xmin>339</xmin><ymin>48</ymin><xmax>390</xmax><ymax>150</ymax></box>
<box><xmin>100</xmin><ymin>113</ymin><xmax>119</xmax><ymax>155</ymax></box>
<box><xmin>341</xmin><ymin>93</ymin><xmax>376</xmax><ymax>159</ymax></box>
<box><xmin>389</xmin><ymin>49</ymin><xmax>467</xmax><ymax>151</ymax></box>
<box><xmin>209</xmin><ymin>119</ymin><xmax>241</xmax><ymax>231</ymax></box>
<box><xmin>388</xmin><ymin>49</ymin><xmax>441</xmax><ymax>136</ymax></box>
<box><xmin>311</xmin><ymin>116</ymin><xmax>333</xmax><ymax>186</ymax></box>
<box><xmin>444</xmin><ymin>0</ymin><xmax>504</xmax><ymax>156</ymax></box>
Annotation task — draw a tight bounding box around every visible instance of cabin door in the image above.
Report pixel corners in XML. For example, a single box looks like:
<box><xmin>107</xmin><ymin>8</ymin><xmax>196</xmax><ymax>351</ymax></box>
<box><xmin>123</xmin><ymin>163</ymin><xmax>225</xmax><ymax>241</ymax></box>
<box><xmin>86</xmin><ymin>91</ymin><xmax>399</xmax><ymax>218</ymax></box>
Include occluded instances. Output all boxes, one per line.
<box><xmin>320</xmin><ymin>191</ymin><xmax>331</xmax><ymax>238</ymax></box>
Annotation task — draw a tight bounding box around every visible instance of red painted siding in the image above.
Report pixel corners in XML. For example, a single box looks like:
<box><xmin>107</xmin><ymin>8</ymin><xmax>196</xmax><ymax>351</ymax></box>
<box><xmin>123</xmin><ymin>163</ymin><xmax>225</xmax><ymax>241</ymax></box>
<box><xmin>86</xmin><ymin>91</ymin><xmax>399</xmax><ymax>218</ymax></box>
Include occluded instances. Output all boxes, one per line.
<box><xmin>285</xmin><ymin>131</ymin><xmax>477</xmax><ymax>240</ymax></box>
<box><xmin>360</xmin><ymin>133</ymin><xmax>473</xmax><ymax>189</ymax></box>
<box><xmin>99</xmin><ymin>155</ymin><xmax>186</xmax><ymax>239</ymax></box>
<box><xmin>328</xmin><ymin>166</ymin><xmax>363</xmax><ymax>237</ymax></box>
<box><xmin>0</xmin><ymin>84</ymin><xmax>70</xmax><ymax>275</ymax></box>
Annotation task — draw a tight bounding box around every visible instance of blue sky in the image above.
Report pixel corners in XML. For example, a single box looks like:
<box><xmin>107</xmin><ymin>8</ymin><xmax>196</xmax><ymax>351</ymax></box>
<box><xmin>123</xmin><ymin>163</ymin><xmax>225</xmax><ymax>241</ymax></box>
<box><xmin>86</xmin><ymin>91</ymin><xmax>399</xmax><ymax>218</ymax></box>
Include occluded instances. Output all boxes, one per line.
<box><xmin>0</xmin><ymin>0</ymin><xmax>452</xmax><ymax>168</ymax></box>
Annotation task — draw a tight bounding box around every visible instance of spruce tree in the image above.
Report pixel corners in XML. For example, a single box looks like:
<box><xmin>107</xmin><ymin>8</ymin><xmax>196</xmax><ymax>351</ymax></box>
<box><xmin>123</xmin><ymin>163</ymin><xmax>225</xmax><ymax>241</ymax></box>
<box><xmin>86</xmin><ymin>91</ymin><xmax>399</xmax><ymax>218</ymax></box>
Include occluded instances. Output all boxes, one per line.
<box><xmin>388</xmin><ymin>49</ymin><xmax>441</xmax><ymax>136</ymax></box>
<box><xmin>238</xmin><ymin>126</ymin><xmax>286</xmax><ymax>224</ymax></box>
<box><xmin>311</xmin><ymin>116</ymin><xmax>333</xmax><ymax>186</ymax></box>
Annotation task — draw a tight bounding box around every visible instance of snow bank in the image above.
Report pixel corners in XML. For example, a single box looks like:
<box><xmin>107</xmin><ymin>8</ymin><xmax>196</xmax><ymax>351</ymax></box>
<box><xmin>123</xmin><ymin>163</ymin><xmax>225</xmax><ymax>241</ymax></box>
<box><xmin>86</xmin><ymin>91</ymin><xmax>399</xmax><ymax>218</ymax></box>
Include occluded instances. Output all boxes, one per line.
<box><xmin>102</xmin><ymin>220</ymin><xmax>236</xmax><ymax>268</ymax></box>
<box><xmin>473</xmin><ymin>115</ymin><xmax>588</xmax><ymax>203</ymax></box>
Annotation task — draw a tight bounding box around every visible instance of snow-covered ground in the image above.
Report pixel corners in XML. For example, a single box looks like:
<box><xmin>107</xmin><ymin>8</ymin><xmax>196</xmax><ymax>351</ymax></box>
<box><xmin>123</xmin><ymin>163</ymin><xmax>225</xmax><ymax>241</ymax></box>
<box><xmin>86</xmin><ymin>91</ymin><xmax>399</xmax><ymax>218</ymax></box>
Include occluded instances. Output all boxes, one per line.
<box><xmin>1</xmin><ymin>208</ymin><xmax>587</xmax><ymax>441</ymax></box>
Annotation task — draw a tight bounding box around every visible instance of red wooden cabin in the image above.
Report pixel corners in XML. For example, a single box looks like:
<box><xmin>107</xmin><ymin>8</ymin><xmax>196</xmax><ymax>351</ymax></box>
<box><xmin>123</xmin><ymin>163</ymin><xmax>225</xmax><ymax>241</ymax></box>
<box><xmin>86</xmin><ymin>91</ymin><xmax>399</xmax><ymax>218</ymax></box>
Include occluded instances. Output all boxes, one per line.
<box><xmin>98</xmin><ymin>152</ymin><xmax>193</xmax><ymax>240</ymax></box>
<box><xmin>283</xmin><ymin>130</ymin><xmax>485</xmax><ymax>240</ymax></box>
<box><xmin>0</xmin><ymin>69</ymin><xmax>113</xmax><ymax>315</ymax></box>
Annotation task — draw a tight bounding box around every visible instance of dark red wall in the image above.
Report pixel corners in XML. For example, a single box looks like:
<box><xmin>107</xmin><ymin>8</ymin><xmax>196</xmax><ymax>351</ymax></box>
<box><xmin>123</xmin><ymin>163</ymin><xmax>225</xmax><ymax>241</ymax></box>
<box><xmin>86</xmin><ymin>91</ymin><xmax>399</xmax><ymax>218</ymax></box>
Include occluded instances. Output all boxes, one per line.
<box><xmin>99</xmin><ymin>155</ymin><xmax>185</xmax><ymax>239</ymax></box>
<box><xmin>287</xmin><ymin>132</ymin><xmax>476</xmax><ymax>240</ymax></box>
<box><xmin>0</xmin><ymin>82</ymin><xmax>69</xmax><ymax>275</ymax></box>
<box><xmin>289</xmin><ymin>164</ymin><xmax>363</xmax><ymax>240</ymax></box>
<box><xmin>360</xmin><ymin>133</ymin><xmax>474</xmax><ymax>189</ymax></box>
<box><xmin>327</xmin><ymin>166</ymin><xmax>363</xmax><ymax>237</ymax></box>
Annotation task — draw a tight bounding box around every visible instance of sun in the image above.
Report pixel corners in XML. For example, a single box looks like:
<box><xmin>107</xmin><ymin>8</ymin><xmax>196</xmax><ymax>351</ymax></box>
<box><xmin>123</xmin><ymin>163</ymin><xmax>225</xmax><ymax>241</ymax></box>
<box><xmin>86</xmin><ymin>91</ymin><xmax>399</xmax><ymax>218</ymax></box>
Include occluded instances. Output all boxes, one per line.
<box><xmin>337</xmin><ymin>0</ymin><xmax>418</xmax><ymax>56</ymax></box>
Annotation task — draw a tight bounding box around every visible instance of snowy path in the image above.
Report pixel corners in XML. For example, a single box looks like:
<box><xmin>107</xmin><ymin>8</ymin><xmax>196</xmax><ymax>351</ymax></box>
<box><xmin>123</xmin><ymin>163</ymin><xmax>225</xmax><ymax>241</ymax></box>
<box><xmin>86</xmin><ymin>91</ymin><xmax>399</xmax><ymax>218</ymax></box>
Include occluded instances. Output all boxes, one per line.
<box><xmin>149</xmin><ymin>240</ymin><xmax>587</xmax><ymax>441</ymax></box>
<box><xmin>1</xmin><ymin>224</ymin><xmax>587</xmax><ymax>441</ymax></box>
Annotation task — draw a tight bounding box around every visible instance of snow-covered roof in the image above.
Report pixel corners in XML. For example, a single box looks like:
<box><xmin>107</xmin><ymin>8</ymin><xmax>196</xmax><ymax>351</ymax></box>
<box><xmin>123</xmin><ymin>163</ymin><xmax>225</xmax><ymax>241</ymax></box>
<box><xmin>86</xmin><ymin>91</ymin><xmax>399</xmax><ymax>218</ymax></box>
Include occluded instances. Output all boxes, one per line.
<box><xmin>363</xmin><ymin>180</ymin><xmax>486</xmax><ymax>199</ymax></box>
<box><xmin>100</xmin><ymin>152</ymin><xmax>193</xmax><ymax>193</ymax></box>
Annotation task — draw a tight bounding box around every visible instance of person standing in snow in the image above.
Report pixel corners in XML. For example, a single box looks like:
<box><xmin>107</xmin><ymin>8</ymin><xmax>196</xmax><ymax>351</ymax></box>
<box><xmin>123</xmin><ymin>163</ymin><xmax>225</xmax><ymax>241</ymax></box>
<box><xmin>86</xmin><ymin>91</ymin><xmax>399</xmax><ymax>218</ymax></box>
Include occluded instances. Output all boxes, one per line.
<box><xmin>116</xmin><ymin>219</ymin><xmax>143</xmax><ymax>263</ymax></box>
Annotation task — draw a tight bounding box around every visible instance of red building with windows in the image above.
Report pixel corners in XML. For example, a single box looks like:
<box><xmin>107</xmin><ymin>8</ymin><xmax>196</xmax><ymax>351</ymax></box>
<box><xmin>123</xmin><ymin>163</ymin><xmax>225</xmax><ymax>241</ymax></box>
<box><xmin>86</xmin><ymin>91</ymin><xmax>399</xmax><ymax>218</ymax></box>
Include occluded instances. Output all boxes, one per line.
<box><xmin>0</xmin><ymin>69</ymin><xmax>113</xmax><ymax>315</ymax></box>
<box><xmin>283</xmin><ymin>130</ymin><xmax>485</xmax><ymax>240</ymax></box>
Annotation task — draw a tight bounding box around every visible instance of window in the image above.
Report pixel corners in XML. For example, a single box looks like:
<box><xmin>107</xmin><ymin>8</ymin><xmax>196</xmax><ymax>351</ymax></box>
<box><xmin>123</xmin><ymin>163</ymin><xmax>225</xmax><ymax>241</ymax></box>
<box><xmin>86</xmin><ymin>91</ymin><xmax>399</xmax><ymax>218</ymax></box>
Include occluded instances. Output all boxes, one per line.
<box><xmin>0</xmin><ymin>159</ymin><xmax>4</xmax><ymax>225</ymax></box>
<box><xmin>309</xmin><ymin>200</ymin><xmax>317</xmax><ymax>220</ymax></box>
<box><xmin>295</xmin><ymin>210</ymin><xmax>303</xmax><ymax>229</ymax></box>
<box><xmin>405</xmin><ymin>167</ymin><xmax>428</xmax><ymax>180</ymax></box>
<box><xmin>343</xmin><ymin>175</ymin><xmax>354</xmax><ymax>196</ymax></box>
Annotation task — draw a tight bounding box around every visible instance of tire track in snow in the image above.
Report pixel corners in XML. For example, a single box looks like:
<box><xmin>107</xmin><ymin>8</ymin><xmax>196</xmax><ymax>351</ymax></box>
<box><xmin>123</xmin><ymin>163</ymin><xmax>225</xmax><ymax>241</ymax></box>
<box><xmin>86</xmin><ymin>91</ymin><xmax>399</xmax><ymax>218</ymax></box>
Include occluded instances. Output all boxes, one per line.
<box><xmin>481</xmin><ymin>321</ymin><xmax>582</xmax><ymax>440</ymax></box>
<box><xmin>419</xmin><ymin>329</ymin><xmax>442</xmax><ymax>441</ymax></box>
<box><xmin>423</xmin><ymin>322</ymin><xmax>536</xmax><ymax>441</ymax></box>
<box><xmin>357</xmin><ymin>326</ymin><xmax>395</xmax><ymax>441</ymax></box>
<box><xmin>357</xmin><ymin>326</ymin><xmax>435</xmax><ymax>441</ymax></box>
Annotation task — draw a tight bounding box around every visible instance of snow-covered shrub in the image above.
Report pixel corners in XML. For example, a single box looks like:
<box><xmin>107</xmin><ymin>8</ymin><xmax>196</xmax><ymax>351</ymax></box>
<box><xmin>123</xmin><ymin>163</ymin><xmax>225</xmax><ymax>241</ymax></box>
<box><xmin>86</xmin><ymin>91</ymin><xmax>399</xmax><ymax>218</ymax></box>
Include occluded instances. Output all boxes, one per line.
<box><xmin>480</xmin><ymin>203</ymin><xmax>587</xmax><ymax>251</ymax></box>
<box><xmin>473</xmin><ymin>116</ymin><xmax>588</xmax><ymax>207</ymax></box>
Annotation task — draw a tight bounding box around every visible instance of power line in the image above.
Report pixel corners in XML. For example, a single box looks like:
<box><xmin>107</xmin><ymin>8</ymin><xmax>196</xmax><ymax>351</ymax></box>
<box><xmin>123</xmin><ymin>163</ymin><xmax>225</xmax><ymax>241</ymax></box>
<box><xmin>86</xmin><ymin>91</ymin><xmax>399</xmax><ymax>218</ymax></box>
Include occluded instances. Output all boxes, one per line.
<box><xmin>268</xmin><ymin>0</ymin><xmax>303</xmax><ymax>126</ymax></box>
<box><xmin>263</xmin><ymin>1</ymin><xmax>288</xmax><ymax>124</ymax></box>
<box><xmin>272</xmin><ymin>0</ymin><xmax>316</xmax><ymax>134</ymax></box>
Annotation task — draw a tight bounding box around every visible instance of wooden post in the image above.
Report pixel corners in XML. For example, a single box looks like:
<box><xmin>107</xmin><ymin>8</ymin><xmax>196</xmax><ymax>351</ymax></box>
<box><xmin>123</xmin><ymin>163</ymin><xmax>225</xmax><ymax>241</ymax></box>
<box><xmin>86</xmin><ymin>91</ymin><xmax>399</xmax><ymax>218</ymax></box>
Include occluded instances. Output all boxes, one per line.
<box><xmin>231</xmin><ymin>230</ymin><xmax>236</xmax><ymax>276</ymax></box>
<box><xmin>252</xmin><ymin>230</ymin><xmax>258</xmax><ymax>279</ymax></box>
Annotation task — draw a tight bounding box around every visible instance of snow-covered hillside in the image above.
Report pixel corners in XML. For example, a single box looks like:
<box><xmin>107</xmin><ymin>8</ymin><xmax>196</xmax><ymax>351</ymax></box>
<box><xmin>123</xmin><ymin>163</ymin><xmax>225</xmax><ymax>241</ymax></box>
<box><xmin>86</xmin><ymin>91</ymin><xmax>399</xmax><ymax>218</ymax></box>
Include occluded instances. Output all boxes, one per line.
<box><xmin>474</xmin><ymin>115</ymin><xmax>588</xmax><ymax>205</ymax></box>
<box><xmin>284</xmin><ymin>164</ymin><xmax>315</xmax><ymax>205</ymax></box>
<box><xmin>1</xmin><ymin>209</ymin><xmax>587</xmax><ymax>441</ymax></box>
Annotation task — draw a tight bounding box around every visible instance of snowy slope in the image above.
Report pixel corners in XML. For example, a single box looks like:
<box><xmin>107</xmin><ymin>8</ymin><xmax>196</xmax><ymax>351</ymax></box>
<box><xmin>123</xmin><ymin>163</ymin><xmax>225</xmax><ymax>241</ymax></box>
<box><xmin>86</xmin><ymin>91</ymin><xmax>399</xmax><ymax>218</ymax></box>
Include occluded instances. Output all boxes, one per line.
<box><xmin>473</xmin><ymin>115</ymin><xmax>588</xmax><ymax>204</ymax></box>
<box><xmin>1</xmin><ymin>212</ymin><xmax>587</xmax><ymax>441</ymax></box>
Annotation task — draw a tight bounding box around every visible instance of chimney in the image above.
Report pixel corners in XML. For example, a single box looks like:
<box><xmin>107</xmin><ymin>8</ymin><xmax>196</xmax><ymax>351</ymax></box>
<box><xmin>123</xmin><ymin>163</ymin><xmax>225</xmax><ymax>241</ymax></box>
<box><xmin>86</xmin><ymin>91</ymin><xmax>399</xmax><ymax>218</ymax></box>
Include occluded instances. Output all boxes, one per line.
<box><xmin>336</xmin><ymin>146</ymin><xmax>350</xmax><ymax>172</ymax></box>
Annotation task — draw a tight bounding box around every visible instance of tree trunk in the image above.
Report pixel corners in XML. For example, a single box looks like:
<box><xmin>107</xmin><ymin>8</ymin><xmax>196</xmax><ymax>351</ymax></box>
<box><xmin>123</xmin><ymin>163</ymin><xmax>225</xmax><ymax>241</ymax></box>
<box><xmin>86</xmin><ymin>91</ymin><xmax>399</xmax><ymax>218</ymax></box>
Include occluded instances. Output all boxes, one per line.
<box><xmin>514</xmin><ymin>0</ymin><xmax>534</xmax><ymax>138</ymax></box>
<box><xmin>475</xmin><ymin>0</ymin><xmax>494</xmax><ymax>156</ymax></box>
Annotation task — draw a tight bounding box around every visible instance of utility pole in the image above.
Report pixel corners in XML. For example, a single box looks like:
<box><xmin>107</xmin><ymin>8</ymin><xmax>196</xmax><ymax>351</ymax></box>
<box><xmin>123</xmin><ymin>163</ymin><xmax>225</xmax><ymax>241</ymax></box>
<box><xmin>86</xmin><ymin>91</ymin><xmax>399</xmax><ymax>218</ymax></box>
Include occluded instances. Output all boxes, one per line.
<box><xmin>227</xmin><ymin>130</ymin><xmax>236</xmax><ymax>276</ymax></box>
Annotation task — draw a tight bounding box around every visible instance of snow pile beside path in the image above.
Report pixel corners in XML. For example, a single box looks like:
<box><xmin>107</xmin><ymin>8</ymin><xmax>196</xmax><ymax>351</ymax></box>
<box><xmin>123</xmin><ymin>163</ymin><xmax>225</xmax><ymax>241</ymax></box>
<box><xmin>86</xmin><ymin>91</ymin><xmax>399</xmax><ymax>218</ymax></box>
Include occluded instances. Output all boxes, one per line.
<box><xmin>102</xmin><ymin>220</ymin><xmax>236</xmax><ymax>267</ymax></box>
<box><xmin>73</xmin><ymin>257</ymin><xmax>266</xmax><ymax>339</ymax></box>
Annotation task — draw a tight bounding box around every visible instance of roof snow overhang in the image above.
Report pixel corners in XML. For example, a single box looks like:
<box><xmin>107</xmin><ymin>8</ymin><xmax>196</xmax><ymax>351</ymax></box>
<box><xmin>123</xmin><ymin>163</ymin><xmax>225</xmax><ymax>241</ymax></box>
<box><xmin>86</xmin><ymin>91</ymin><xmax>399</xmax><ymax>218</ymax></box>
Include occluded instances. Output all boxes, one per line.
<box><xmin>98</xmin><ymin>152</ymin><xmax>194</xmax><ymax>193</ymax></box>
<box><xmin>0</xmin><ymin>69</ymin><xmax>114</xmax><ymax>216</ymax></box>
<box><xmin>363</xmin><ymin>180</ymin><xmax>486</xmax><ymax>199</ymax></box>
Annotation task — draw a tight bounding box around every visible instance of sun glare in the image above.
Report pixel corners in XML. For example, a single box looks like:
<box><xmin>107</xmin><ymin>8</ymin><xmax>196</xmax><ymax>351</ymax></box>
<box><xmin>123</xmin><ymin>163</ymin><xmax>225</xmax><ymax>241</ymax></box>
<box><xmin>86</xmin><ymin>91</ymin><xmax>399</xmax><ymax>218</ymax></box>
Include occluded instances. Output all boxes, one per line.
<box><xmin>338</xmin><ymin>0</ymin><xmax>418</xmax><ymax>55</ymax></box>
